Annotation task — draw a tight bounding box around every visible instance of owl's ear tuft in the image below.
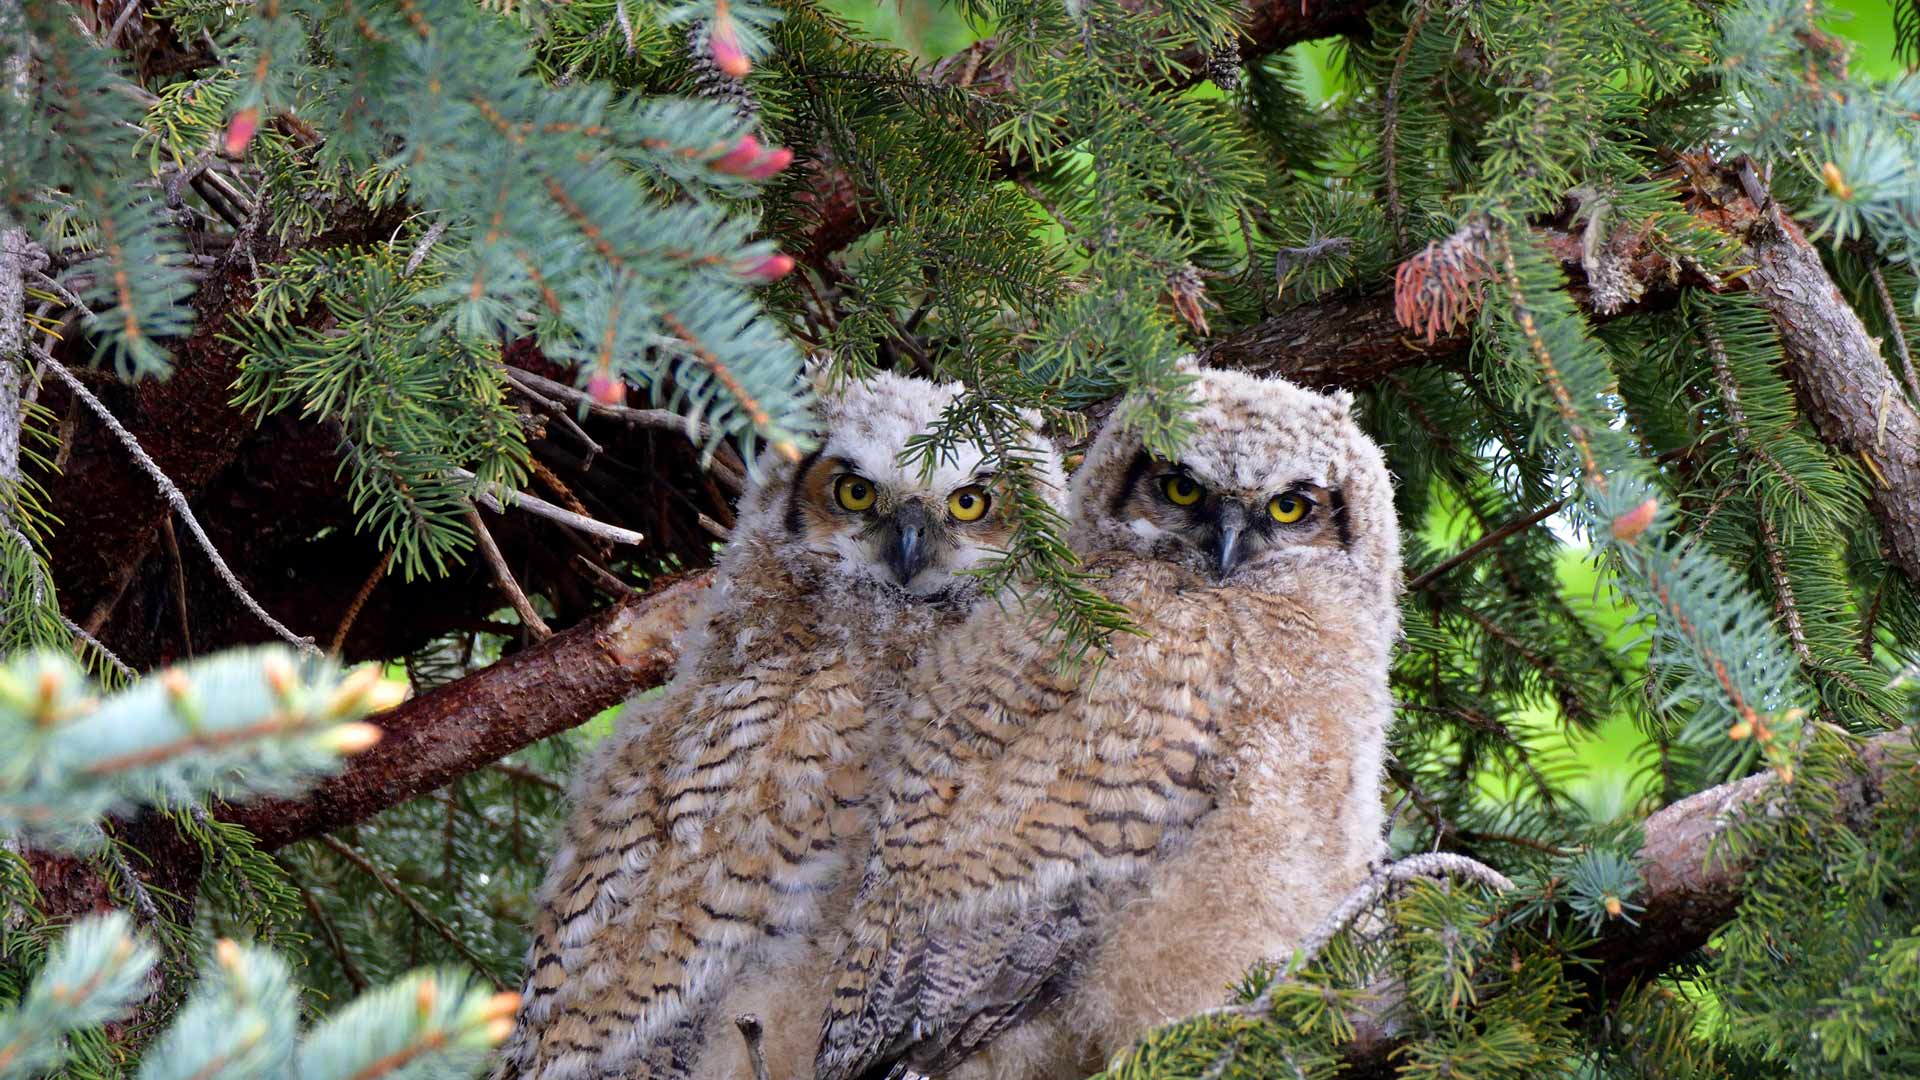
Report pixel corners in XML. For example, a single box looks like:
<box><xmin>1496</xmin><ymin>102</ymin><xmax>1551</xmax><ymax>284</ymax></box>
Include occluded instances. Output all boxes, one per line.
<box><xmin>1171</xmin><ymin>353</ymin><xmax>1204</xmax><ymax>374</ymax></box>
<box><xmin>1325</xmin><ymin>387</ymin><xmax>1356</xmax><ymax>414</ymax></box>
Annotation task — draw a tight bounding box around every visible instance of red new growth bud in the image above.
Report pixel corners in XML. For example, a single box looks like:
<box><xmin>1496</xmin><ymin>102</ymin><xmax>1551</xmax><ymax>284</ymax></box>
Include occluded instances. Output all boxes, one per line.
<box><xmin>1610</xmin><ymin>498</ymin><xmax>1658</xmax><ymax>544</ymax></box>
<box><xmin>713</xmin><ymin>135</ymin><xmax>762</xmax><ymax>175</ymax></box>
<box><xmin>710</xmin><ymin>1</ymin><xmax>751</xmax><ymax>77</ymax></box>
<box><xmin>225</xmin><ymin>108</ymin><xmax>261</xmax><ymax>157</ymax></box>
<box><xmin>740</xmin><ymin>254</ymin><xmax>794</xmax><ymax>282</ymax></box>
<box><xmin>588</xmin><ymin>373</ymin><xmax>626</xmax><ymax>406</ymax></box>
<box><xmin>745</xmin><ymin>147</ymin><xmax>793</xmax><ymax>180</ymax></box>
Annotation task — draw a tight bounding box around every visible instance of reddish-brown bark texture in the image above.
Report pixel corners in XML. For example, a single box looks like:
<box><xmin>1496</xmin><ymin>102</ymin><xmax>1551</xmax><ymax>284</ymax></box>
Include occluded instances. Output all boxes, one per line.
<box><xmin>220</xmin><ymin>572</ymin><xmax>710</xmax><ymax>850</ymax></box>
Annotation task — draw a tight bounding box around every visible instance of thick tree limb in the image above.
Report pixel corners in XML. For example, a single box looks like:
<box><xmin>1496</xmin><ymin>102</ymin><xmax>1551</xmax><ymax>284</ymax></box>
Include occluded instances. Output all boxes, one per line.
<box><xmin>1198</xmin><ymin>219</ymin><xmax>1694</xmax><ymax>389</ymax></box>
<box><xmin>1740</xmin><ymin>200</ymin><xmax>1920</xmax><ymax>581</ymax></box>
<box><xmin>1587</xmin><ymin>730</ymin><xmax>1912</xmax><ymax>993</ymax></box>
<box><xmin>1201</xmin><ymin>290</ymin><xmax>1471</xmax><ymax>389</ymax></box>
<box><xmin>220</xmin><ymin>571</ymin><xmax>710</xmax><ymax>850</ymax></box>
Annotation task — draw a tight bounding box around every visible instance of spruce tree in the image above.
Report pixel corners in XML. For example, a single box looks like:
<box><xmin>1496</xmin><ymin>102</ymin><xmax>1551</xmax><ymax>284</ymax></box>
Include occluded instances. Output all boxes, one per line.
<box><xmin>1</xmin><ymin>0</ymin><xmax>1918</xmax><ymax>1075</ymax></box>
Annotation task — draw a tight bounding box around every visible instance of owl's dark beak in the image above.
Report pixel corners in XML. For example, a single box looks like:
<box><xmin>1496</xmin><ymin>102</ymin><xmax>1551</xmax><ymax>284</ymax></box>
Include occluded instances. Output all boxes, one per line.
<box><xmin>884</xmin><ymin>503</ymin><xmax>934</xmax><ymax>586</ymax></box>
<box><xmin>1211</xmin><ymin>502</ymin><xmax>1251</xmax><ymax>580</ymax></box>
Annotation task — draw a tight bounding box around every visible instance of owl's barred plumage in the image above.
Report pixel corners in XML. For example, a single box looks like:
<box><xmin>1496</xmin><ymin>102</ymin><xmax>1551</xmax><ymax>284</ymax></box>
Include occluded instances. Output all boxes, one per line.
<box><xmin>493</xmin><ymin>371</ymin><xmax>1067</xmax><ymax>1080</ymax></box>
<box><xmin>816</xmin><ymin>363</ymin><xmax>1403</xmax><ymax>1080</ymax></box>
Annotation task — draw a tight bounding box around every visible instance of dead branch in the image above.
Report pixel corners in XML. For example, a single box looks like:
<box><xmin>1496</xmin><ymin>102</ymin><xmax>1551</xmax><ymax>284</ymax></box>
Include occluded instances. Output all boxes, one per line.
<box><xmin>452</xmin><ymin>466</ymin><xmax>648</xmax><ymax>548</ymax></box>
<box><xmin>465</xmin><ymin>506</ymin><xmax>554</xmax><ymax>640</ymax></box>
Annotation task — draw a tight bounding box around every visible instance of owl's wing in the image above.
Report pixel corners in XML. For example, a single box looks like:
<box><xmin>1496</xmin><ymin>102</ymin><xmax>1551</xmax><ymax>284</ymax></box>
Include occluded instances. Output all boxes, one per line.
<box><xmin>498</xmin><ymin>617</ymin><xmax>867</xmax><ymax>1080</ymax></box>
<box><xmin>491</xmin><ymin>682</ymin><xmax>687</xmax><ymax>1079</ymax></box>
<box><xmin>815</xmin><ymin>588</ymin><xmax>1220</xmax><ymax>1080</ymax></box>
<box><xmin>826</xmin><ymin>883</ymin><xmax>1101</xmax><ymax>1080</ymax></box>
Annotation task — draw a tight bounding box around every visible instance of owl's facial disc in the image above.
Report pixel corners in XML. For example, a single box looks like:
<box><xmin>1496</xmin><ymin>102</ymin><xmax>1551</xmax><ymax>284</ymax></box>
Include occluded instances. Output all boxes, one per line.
<box><xmin>784</xmin><ymin>449</ymin><xmax>1015</xmax><ymax>598</ymax></box>
<box><xmin>1112</xmin><ymin>452</ymin><xmax>1345</xmax><ymax>581</ymax></box>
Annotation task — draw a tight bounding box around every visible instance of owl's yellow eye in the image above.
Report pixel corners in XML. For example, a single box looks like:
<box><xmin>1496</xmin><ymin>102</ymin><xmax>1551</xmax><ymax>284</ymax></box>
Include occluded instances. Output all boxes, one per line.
<box><xmin>1161</xmin><ymin>475</ymin><xmax>1204</xmax><ymax>507</ymax></box>
<box><xmin>947</xmin><ymin>486</ymin><xmax>990</xmax><ymax>522</ymax></box>
<box><xmin>834</xmin><ymin>474</ymin><xmax>877</xmax><ymax>512</ymax></box>
<box><xmin>1268</xmin><ymin>493</ymin><xmax>1310</xmax><ymax>524</ymax></box>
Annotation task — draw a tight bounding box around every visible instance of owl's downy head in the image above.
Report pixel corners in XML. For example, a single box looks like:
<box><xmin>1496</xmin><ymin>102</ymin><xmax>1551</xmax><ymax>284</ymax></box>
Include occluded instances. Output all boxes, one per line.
<box><xmin>735</xmin><ymin>369</ymin><xmax>1066</xmax><ymax>602</ymax></box>
<box><xmin>1070</xmin><ymin>359</ymin><xmax>1400</xmax><ymax>604</ymax></box>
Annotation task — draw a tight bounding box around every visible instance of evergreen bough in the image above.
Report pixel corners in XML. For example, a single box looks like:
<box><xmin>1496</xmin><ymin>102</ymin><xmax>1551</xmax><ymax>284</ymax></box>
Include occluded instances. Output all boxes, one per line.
<box><xmin>2</xmin><ymin>0</ymin><xmax>1919</xmax><ymax>1075</ymax></box>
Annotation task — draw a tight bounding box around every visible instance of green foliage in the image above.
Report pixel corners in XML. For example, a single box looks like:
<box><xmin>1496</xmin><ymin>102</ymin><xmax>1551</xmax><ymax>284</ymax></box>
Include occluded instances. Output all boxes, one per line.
<box><xmin>0</xmin><ymin>644</ymin><xmax>519</xmax><ymax>1079</ymax></box>
<box><xmin>4</xmin><ymin>7</ymin><xmax>198</xmax><ymax>378</ymax></box>
<box><xmin>231</xmin><ymin>243</ymin><xmax>531</xmax><ymax>580</ymax></box>
<box><xmin>10</xmin><ymin>0</ymin><xmax>1920</xmax><ymax>1076</ymax></box>
<box><xmin>1709</xmin><ymin>728</ymin><xmax>1920</xmax><ymax>1075</ymax></box>
<box><xmin>0</xmin><ymin>648</ymin><xmax>386</xmax><ymax>851</ymax></box>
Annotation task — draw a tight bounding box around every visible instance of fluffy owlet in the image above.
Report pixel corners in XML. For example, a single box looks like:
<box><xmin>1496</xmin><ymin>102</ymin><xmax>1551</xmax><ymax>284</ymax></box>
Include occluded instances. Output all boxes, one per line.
<box><xmin>814</xmin><ymin>363</ymin><xmax>1403</xmax><ymax>1080</ymax></box>
<box><xmin>493</xmin><ymin>370</ymin><xmax>1068</xmax><ymax>1080</ymax></box>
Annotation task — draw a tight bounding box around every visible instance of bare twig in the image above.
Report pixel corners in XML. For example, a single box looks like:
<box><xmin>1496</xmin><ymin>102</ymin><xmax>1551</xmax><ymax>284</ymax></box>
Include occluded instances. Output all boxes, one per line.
<box><xmin>450</xmin><ymin>466</ymin><xmax>646</xmax><ymax>548</ymax></box>
<box><xmin>570</xmin><ymin>553</ymin><xmax>641</xmax><ymax>597</ymax></box>
<box><xmin>61</xmin><ymin>615</ymin><xmax>136</xmax><ymax>681</ymax></box>
<box><xmin>1</xmin><ymin>231</ymin><xmax>29</xmax><ymax>508</ymax></box>
<box><xmin>489</xmin><ymin>761</ymin><xmax>564</xmax><ymax>793</ymax></box>
<box><xmin>330</xmin><ymin>548</ymin><xmax>394</xmax><ymax>655</ymax></box>
<box><xmin>1868</xmin><ymin>263</ymin><xmax>1920</xmax><ymax>407</ymax></box>
<box><xmin>316</xmin><ymin>834</ymin><xmax>505</xmax><ymax>988</ymax></box>
<box><xmin>403</xmin><ymin>219</ymin><xmax>450</xmax><ymax>278</ymax></box>
<box><xmin>27</xmin><ymin>269</ymin><xmax>95</xmax><ymax>320</ymax></box>
<box><xmin>289</xmin><ymin>869</ymin><xmax>370</xmax><ymax>991</ymax></box>
<box><xmin>160</xmin><ymin>515</ymin><xmax>193</xmax><ymax>659</ymax></box>
<box><xmin>507</xmin><ymin>374</ymin><xmax>605</xmax><ymax>466</ymax></box>
<box><xmin>105</xmin><ymin>0</ymin><xmax>143</xmax><ymax>46</ymax></box>
<box><xmin>100</xmin><ymin>833</ymin><xmax>164</xmax><ymax>925</ymax></box>
<box><xmin>501</xmin><ymin>366</ymin><xmax>707</xmax><ymax>438</ymax></box>
<box><xmin>1702</xmin><ymin>312</ymin><xmax>1814</xmax><ymax>666</ymax></box>
<box><xmin>464</xmin><ymin>506</ymin><xmax>553</xmax><ymax>640</ymax></box>
<box><xmin>1406</xmin><ymin>496</ymin><xmax>1572</xmax><ymax>592</ymax></box>
<box><xmin>37</xmin><ymin>350</ymin><xmax>319</xmax><ymax>654</ymax></box>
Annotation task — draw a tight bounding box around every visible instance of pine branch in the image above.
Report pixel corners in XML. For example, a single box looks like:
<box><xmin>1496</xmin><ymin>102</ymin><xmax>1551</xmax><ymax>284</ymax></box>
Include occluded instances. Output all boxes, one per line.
<box><xmin>218</xmin><ymin>572</ymin><xmax>709</xmax><ymax>850</ymax></box>
<box><xmin>463</xmin><ymin>506</ymin><xmax>553</xmax><ymax>640</ymax></box>
<box><xmin>793</xmin><ymin>0</ymin><xmax>1391</xmax><ymax>264</ymax></box>
<box><xmin>1247</xmin><ymin>732</ymin><xmax>1918</xmax><ymax>1080</ymax></box>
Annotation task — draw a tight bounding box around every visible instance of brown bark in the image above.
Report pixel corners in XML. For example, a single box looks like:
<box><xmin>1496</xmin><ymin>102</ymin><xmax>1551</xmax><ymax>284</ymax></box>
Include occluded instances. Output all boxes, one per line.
<box><xmin>1741</xmin><ymin>205</ymin><xmax>1920</xmax><ymax>581</ymax></box>
<box><xmin>1199</xmin><ymin>219</ymin><xmax>1694</xmax><ymax>389</ymax></box>
<box><xmin>1201</xmin><ymin>291</ymin><xmax>1469</xmax><ymax>389</ymax></box>
<box><xmin>1587</xmin><ymin>730</ymin><xmax>1912</xmax><ymax>993</ymax></box>
<box><xmin>218</xmin><ymin>571</ymin><xmax>709</xmax><ymax>851</ymax></box>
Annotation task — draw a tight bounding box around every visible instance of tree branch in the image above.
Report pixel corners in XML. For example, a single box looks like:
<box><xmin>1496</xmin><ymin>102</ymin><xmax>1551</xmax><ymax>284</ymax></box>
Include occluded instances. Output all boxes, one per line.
<box><xmin>1727</xmin><ymin>173</ymin><xmax>1920</xmax><ymax>582</ymax></box>
<box><xmin>38</xmin><ymin>351</ymin><xmax>317</xmax><ymax>654</ymax></box>
<box><xmin>1326</xmin><ymin>731</ymin><xmax>1916</xmax><ymax>1078</ymax></box>
<box><xmin>219</xmin><ymin>571</ymin><xmax>710</xmax><ymax>850</ymax></box>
